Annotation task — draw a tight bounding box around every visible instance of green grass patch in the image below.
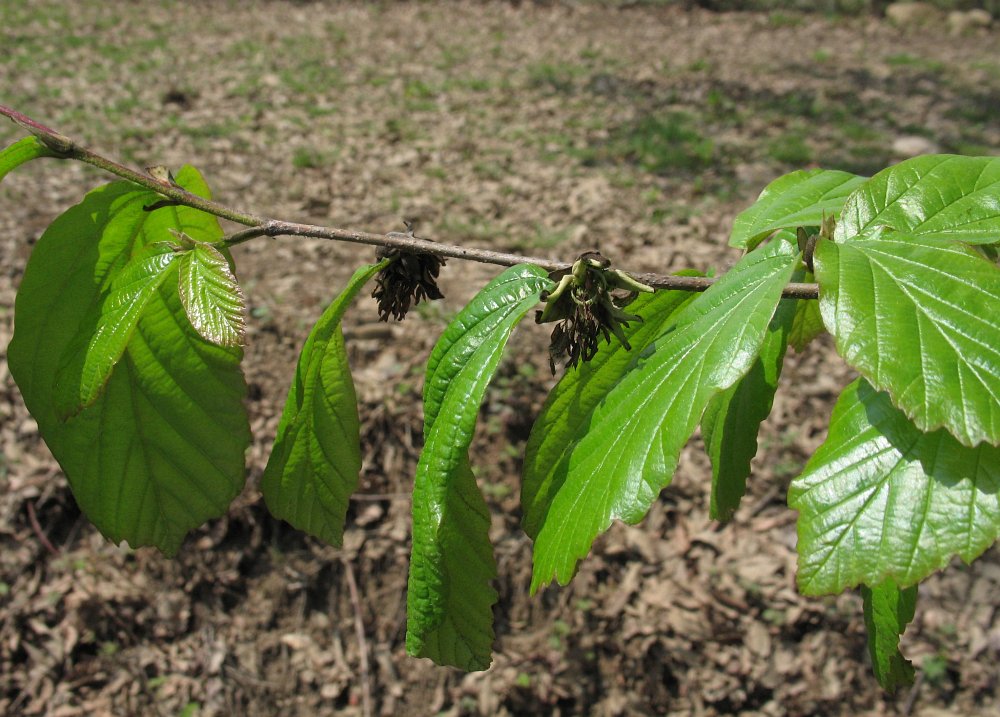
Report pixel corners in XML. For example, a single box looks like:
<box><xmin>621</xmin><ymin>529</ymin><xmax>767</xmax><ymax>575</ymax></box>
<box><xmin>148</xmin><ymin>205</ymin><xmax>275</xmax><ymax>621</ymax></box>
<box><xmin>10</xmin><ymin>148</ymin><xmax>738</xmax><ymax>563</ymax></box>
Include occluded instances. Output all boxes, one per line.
<box><xmin>768</xmin><ymin>131</ymin><xmax>812</xmax><ymax>165</ymax></box>
<box><xmin>603</xmin><ymin>113</ymin><xmax>715</xmax><ymax>175</ymax></box>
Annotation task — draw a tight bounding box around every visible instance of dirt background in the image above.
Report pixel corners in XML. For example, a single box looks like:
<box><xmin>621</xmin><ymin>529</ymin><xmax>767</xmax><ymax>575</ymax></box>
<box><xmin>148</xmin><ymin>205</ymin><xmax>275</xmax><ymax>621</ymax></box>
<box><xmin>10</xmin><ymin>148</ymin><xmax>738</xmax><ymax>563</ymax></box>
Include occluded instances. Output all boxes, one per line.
<box><xmin>2</xmin><ymin>1</ymin><xmax>1000</xmax><ymax>715</ymax></box>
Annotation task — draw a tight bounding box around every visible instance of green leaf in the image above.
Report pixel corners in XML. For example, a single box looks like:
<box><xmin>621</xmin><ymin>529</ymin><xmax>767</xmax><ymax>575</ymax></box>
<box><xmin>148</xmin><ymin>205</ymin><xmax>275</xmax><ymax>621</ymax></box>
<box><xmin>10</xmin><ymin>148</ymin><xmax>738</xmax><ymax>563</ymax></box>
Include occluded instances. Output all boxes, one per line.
<box><xmin>54</xmin><ymin>243</ymin><xmax>178</xmax><ymax>417</ymax></box>
<box><xmin>0</xmin><ymin>136</ymin><xmax>57</xmax><ymax>184</ymax></box>
<box><xmin>529</xmin><ymin>239</ymin><xmax>800</xmax><ymax>591</ymax></box>
<box><xmin>789</xmin><ymin>379</ymin><xmax>1000</xmax><ymax>595</ymax></box>
<box><xmin>861</xmin><ymin>578</ymin><xmax>917</xmax><ymax>693</ymax></box>
<box><xmin>177</xmin><ymin>240</ymin><xmax>246</xmax><ymax>347</ymax></box>
<box><xmin>407</xmin><ymin>265</ymin><xmax>552</xmax><ymax>671</ymax></box>
<box><xmin>260</xmin><ymin>260</ymin><xmax>388</xmax><ymax>547</ymax></box>
<box><xmin>729</xmin><ymin>169</ymin><xmax>866</xmax><ymax>250</ymax></box>
<box><xmin>523</xmin><ymin>280</ymin><xmax>700</xmax><ymax>539</ymax></box>
<box><xmin>9</xmin><ymin>167</ymin><xmax>250</xmax><ymax>555</ymax></box>
<box><xmin>815</xmin><ymin>231</ymin><xmax>1000</xmax><ymax>447</ymax></box>
<box><xmin>788</xmin><ymin>271</ymin><xmax>825</xmax><ymax>352</ymax></box>
<box><xmin>701</xmin><ymin>296</ymin><xmax>796</xmax><ymax>521</ymax></box>
<box><xmin>837</xmin><ymin>154</ymin><xmax>1000</xmax><ymax>245</ymax></box>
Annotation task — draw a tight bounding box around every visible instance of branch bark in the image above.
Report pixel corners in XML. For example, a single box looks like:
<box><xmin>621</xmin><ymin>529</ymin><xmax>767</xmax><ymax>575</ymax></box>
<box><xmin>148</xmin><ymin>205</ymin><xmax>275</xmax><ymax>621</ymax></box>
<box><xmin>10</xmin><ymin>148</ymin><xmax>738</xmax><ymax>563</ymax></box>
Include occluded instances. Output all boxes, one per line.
<box><xmin>2</xmin><ymin>105</ymin><xmax>820</xmax><ymax>300</ymax></box>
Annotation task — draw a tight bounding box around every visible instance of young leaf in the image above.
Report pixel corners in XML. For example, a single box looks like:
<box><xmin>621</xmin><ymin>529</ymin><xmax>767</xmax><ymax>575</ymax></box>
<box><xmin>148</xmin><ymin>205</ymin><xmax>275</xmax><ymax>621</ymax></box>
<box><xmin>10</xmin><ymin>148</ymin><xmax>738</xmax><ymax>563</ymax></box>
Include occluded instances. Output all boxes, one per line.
<box><xmin>529</xmin><ymin>239</ymin><xmax>800</xmax><ymax>591</ymax></box>
<box><xmin>836</xmin><ymin>154</ymin><xmax>1000</xmax><ymax>245</ymax></box>
<box><xmin>0</xmin><ymin>135</ymin><xmax>57</xmax><ymax>184</ymax></box>
<box><xmin>177</xmin><ymin>240</ymin><xmax>247</xmax><ymax>347</ymax></box>
<box><xmin>729</xmin><ymin>168</ymin><xmax>866</xmax><ymax>250</ymax></box>
<box><xmin>861</xmin><ymin>579</ymin><xmax>917</xmax><ymax>693</ymax></box>
<box><xmin>8</xmin><ymin>168</ymin><xmax>250</xmax><ymax>555</ymax></box>
<box><xmin>522</xmin><ymin>280</ymin><xmax>700</xmax><ymax>539</ymax></box>
<box><xmin>260</xmin><ymin>260</ymin><xmax>388</xmax><ymax>547</ymax></box>
<box><xmin>815</xmin><ymin>231</ymin><xmax>1000</xmax><ymax>447</ymax></box>
<box><xmin>407</xmin><ymin>265</ymin><xmax>552</xmax><ymax>671</ymax></box>
<box><xmin>54</xmin><ymin>243</ymin><xmax>178</xmax><ymax>417</ymax></box>
<box><xmin>701</xmin><ymin>295</ymin><xmax>796</xmax><ymax>521</ymax></box>
<box><xmin>789</xmin><ymin>379</ymin><xmax>1000</xmax><ymax>596</ymax></box>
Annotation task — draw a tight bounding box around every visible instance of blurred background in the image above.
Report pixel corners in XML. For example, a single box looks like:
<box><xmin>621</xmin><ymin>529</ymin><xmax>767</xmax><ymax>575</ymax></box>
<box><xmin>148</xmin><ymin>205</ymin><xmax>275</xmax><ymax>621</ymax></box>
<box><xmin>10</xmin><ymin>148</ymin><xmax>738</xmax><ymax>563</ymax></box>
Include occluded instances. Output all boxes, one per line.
<box><xmin>1</xmin><ymin>1</ymin><xmax>999</xmax><ymax>715</ymax></box>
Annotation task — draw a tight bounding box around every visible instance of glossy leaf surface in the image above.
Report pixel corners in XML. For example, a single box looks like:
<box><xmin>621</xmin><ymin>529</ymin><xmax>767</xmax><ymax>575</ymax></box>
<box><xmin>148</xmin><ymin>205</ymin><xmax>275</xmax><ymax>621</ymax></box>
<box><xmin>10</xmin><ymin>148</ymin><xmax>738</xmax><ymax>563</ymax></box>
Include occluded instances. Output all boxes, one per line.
<box><xmin>702</xmin><ymin>296</ymin><xmax>796</xmax><ymax>521</ymax></box>
<box><xmin>789</xmin><ymin>379</ymin><xmax>1000</xmax><ymax>595</ymax></box>
<box><xmin>407</xmin><ymin>265</ymin><xmax>552</xmax><ymax>671</ymax></box>
<box><xmin>260</xmin><ymin>261</ymin><xmax>387</xmax><ymax>547</ymax></box>
<box><xmin>529</xmin><ymin>239</ymin><xmax>799</xmax><ymax>591</ymax></box>
<box><xmin>729</xmin><ymin>168</ymin><xmax>866</xmax><ymax>250</ymax></box>
<box><xmin>177</xmin><ymin>241</ymin><xmax>246</xmax><ymax>347</ymax></box>
<box><xmin>862</xmin><ymin>579</ymin><xmax>917</xmax><ymax>693</ymax></box>
<box><xmin>837</xmin><ymin>154</ymin><xmax>1000</xmax><ymax>245</ymax></box>
<box><xmin>9</xmin><ymin>168</ymin><xmax>250</xmax><ymax>555</ymax></box>
<box><xmin>523</xmin><ymin>281</ymin><xmax>699</xmax><ymax>539</ymax></box>
<box><xmin>815</xmin><ymin>231</ymin><xmax>1000</xmax><ymax>447</ymax></box>
<box><xmin>0</xmin><ymin>135</ymin><xmax>56</xmax><ymax>184</ymax></box>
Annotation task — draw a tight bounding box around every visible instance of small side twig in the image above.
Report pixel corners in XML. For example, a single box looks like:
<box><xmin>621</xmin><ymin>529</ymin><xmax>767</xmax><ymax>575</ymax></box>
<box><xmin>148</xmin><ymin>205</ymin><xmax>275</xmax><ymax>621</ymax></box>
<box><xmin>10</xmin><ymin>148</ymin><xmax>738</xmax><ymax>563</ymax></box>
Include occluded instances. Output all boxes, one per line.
<box><xmin>342</xmin><ymin>557</ymin><xmax>372</xmax><ymax>717</ymax></box>
<box><xmin>0</xmin><ymin>104</ymin><xmax>821</xmax><ymax>300</ymax></box>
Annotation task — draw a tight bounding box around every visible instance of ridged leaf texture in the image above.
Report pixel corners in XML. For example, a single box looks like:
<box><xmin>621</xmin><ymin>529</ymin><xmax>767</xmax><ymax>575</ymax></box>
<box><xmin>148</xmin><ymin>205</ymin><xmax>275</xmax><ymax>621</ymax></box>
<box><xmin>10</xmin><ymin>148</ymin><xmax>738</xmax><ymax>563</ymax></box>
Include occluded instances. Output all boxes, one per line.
<box><xmin>177</xmin><ymin>240</ymin><xmax>247</xmax><ymax>347</ymax></box>
<box><xmin>815</xmin><ymin>231</ymin><xmax>1000</xmax><ymax>447</ymax></box>
<box><xmin>54</xmin><ymin>242</ymin><xmax>178</xmax><ymax>417</ymax></box>
<box><xmin>260</xmin><ymin>261</ymin><xmax>387</xmax><ymax>547</ymax></box>
<box><xmin>407</xmin><ymin>265</ymin><xmax>552</xmax><ymax>671</ymax></box>
<box><xmin>701</xmin><ymin>295</ymin><xmax>796</xmax><ymax>521</ymax></box>
<box><xmin>522</xmin><ymin>279</ymin><xmax>701</xmax><ymax>538</ymax></box>
<box><xmin>0</xmin><ymin>135</ymin><xmax>57</xmax><ymax>184</ymax></box>
<box><xmin>8</xmin><ymin>168</ymin><xmax>250</xmax><ymax>555</ymax></box>
<box><xmin>527</xmin><ymin>239</ymin><xmax>800</xmax><ymax>591</ymax></box>
<box><xmin>729</xmin><ymin>168</ymin><xmax>866</xmax><ymax>250</ymax></box>
<box><xmin>836</xmin><ymin>154</ymin><xmax>1000</xmax><ymax>245</ymax></box>
<box><xmin>862</xmin><ymin>579</ymin><xmax>917</xmax><ymax>693</ymax></box>
<box><xmin>789</xmin><ymin>379</ymin><xmax>1000</xmax><ymax>595</ymax></box>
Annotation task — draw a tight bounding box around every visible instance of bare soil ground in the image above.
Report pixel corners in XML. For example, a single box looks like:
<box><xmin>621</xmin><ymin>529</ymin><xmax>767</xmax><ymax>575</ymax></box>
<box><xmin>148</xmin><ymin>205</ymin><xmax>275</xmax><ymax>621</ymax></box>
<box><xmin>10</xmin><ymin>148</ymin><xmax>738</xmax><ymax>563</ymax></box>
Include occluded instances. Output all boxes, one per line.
<box><xmin>2</xmin><ymin>2</ymin><xmax>1000</xmax><ymax>715</ymax></box>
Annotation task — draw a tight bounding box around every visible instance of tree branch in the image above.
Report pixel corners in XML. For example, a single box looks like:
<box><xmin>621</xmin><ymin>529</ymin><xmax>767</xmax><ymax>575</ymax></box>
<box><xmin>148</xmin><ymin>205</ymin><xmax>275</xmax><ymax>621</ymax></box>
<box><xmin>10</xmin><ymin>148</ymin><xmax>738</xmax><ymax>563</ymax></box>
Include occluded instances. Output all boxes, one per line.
<box><xmin>2</xmin><ymin>105</ymin><xmax>820</xmax><ymax>300</ymax></box>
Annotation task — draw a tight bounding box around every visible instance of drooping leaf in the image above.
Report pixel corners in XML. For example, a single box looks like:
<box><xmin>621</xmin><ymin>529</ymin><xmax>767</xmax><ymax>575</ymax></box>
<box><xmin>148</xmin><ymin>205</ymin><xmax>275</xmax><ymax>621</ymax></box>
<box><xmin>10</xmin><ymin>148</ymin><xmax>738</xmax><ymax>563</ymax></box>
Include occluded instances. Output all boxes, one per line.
<box><xmin>260</xmin><ymin>260</ymin><xmax>388</xmax><ymax>547</ymax></box>
<box><xmin>788</xmin><ymin>271</ymin><xmax>825</xmax><ymax>352</ymax></box>
<box><xmin>0</xmin><ymin>135</ymin><xmax>57</xmax><ymax>184</ymax></box>
<box><xmin>54</xmin><ymin>242</ymin><xmax>178</xmax><ymax>417</ymax></box>
<box><xmin>861</xmin><ymin>578</ymin><xmax>917</xmax><ymax>693</ymax></box>
<box><xmin>523</xmin><ymin>279</ymin><xmax>700</xmax><ymax>538</ymax></box>
<box><xmin>8</xmin><ymin>167</ymin><xmax>250</xmax><ymax>555</ymax></box>
<box><xmin>529</xmin><ymin>239</ymin><xmax>800</xmax><ymax>591</ymax></box>
<box><xmin>789</xmin><ymin>379</ymin><xmax>1000</xmax><ymax>595</ymax></box>
<box><xmin>836</xmin><ymin>154</ymin><xmax>1000</xmax><ymax>245</ymax></box>
<box><xmin>407</xmin><ymin>265</ymin><xmax>552</xmax><ymax>671</ymax></box>
<box><xmin>815</xmin><ymin>231</ymin><xmax>1000</xmax><ymax>447</ymax></box>
<box><xmin>729</xmin><ymin>168</ymin><xmax>866</xmax><ymax>250</ymax></box>
<box><xmin>177</xmin><ymin>239</ymin><xmax>246</xmax><ymax>347</ymax></box>
<box><xmin>701</xmin><ymin>295</ymin><xmax>796</xmax><ymax>521</ymax></box>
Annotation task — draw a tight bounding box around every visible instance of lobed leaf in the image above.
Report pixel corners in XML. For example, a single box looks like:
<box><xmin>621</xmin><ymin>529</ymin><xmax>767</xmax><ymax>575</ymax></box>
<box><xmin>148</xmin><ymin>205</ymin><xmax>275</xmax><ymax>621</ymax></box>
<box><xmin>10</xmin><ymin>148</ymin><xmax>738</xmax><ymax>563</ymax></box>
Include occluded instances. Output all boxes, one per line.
<box><xmin>260</xmin><ymin>261</ymin><xmax>388</xmax><ymax>547</ymax></box>
<box><xmin>8</xmin><ymin>168</ymin><xmax>250</xmax><ymax>555</ymax></box>
<box><xmin>789</xmin><ymin>379</ymin><xmax>1000</xmax><ymax>595</ymax></box>
<box><xmin>54</xmin><ymin>242</ymin><xmax>178</xmax><ymax>417</ymax></box>
<box><xmin>815</xmin><ymin>231</ymin><xmax>1000</xmax><ymax>447</ymax></box>
<box><xmin>702</xmin><ymin>295</ymin><xmax>796</xmax><ymax>521</ymax></box>
<box><xmin>529</xmin><ymin>239</ymin><xmax>800</xmax><ymax>591</ymax></box>
<box><xmin>407</xmin><ymin>265</ymin><xmax>552</xmax><ymax>671</ymax></box>
<box><xmin>729</xmin><ymin>168</ymin><xmax>866</xmax><ymax>250</ymax></box>
<box><xmin>177</xmin><ymin>240</ymin><xmax>247</xmax><ymax>347</ymax></box>
<box><xmin>523</xmin><ymin>280</ymin><xmax>700</xmax><ymax>538</ymax></box>
<box><xmin>861</xmin><ymin>578</ymin><xmax>917</xmax><ymax>693</ymax></box>
<box><xmin>836</xmin><ymin>154</ymin><xmax>1000</xmax><ymax>245</ymax></box>
<box><xmin>0</xmin><ymin>136</ymin><xmax>57</xmax><ymax>184</ymax></box>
